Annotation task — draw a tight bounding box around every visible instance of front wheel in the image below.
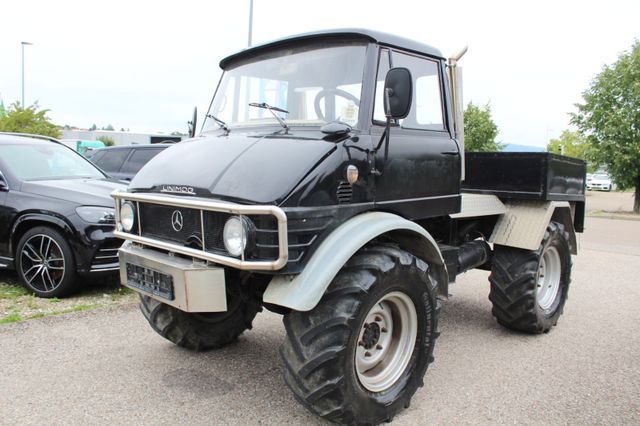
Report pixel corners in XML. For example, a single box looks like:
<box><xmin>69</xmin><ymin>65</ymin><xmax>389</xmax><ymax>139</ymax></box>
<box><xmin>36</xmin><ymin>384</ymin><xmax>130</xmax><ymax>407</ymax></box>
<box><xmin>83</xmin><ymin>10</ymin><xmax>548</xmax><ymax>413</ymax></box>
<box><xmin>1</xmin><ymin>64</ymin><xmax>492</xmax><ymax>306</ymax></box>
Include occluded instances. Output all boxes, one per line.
<box><xmin>489</xmin><ymin>221</ymin><xmax>572</xmax><ymax>333</ymax></box>
<box><xmin>139</xmin><ymin>270</ymin><xmax>267</xmax><ymax>350</ymax></box>
<box><xmin>281</xmin><ymin>244</ymin><xmax>439</xmax><ymax>425</ymax></box>
<box><xmin>15</xmin><ymin>226</ymin><xmax>77</xmax><ymax>298</ymax></box>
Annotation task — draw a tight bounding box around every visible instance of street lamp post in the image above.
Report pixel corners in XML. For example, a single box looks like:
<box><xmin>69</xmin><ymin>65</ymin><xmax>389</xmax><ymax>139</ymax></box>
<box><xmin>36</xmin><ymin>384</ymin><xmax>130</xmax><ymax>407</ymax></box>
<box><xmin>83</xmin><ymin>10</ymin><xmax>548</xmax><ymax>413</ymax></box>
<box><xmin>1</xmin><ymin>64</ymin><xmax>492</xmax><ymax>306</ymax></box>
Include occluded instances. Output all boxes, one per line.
<box><xmin>248</xmin><ymin>0</ymin><xmax>254</xmax><ymax>47</ymax></box>
<box><xmin>21</xmin><ymin>41</ymin><xmax>33</xmax><ymax>107</ymax></box>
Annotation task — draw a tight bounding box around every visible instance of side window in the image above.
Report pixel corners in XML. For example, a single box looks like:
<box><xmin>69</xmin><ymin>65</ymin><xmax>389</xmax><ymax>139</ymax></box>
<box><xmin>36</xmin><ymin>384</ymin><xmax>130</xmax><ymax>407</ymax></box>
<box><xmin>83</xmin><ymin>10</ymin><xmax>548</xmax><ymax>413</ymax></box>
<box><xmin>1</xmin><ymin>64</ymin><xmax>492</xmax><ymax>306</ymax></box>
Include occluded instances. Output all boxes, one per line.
<box><xmin>391</xmin><ymin>52</ymin><xmax>445</xmax><ymax>131</ymax></box>
<box><xmin>373</xmin><ymin>49</ymin><xmax>391</xmax><ymax>123</ymax></box>
<box><xmin>121</xmin><ymin>149</ymin><xmax>163</xmax><ymax>174</ymax></box>
<box><xmin>90</xmin><ymin>150</ymin><xmax>105</xmax><ymax>163</ymax></box>
<box><xmin>93</xmin><ymin>149</ymin><xmax>130</xmax><ymax>173</ymax></box>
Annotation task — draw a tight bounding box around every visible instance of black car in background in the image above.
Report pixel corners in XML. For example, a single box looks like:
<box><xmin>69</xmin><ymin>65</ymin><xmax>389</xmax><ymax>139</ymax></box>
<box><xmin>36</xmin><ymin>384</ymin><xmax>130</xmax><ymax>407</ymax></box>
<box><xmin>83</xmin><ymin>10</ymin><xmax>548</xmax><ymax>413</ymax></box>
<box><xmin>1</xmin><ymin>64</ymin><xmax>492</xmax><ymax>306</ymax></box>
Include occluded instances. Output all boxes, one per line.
<box><xmin>0</xmin><ymin>133</ymin><xmax>126</xmax><ymax>297</ymax></box>
<box><xmin>90</xmin><ymin>144</ymin><xmax>172</xmax><ymax>181</ymax></box>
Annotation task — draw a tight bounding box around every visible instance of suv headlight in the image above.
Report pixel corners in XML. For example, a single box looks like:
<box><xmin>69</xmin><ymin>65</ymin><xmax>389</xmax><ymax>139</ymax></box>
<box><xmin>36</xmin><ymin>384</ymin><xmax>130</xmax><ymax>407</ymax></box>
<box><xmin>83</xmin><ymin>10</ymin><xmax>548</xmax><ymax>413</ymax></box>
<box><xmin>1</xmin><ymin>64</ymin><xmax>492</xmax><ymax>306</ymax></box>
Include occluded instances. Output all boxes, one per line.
<box><xmin>223</xmin><ymin>216</ymin><xmax>253</xmax><ymax>257</ymax></box>
<box><xmin>76</xmin><ymin>206</ymin><xmax>115</xmax><ymax>224</ymax></box>
<box><xmin>119</xmin><ymin>202</ymin><xmax>135</xmax><ymax>232</ymax></box>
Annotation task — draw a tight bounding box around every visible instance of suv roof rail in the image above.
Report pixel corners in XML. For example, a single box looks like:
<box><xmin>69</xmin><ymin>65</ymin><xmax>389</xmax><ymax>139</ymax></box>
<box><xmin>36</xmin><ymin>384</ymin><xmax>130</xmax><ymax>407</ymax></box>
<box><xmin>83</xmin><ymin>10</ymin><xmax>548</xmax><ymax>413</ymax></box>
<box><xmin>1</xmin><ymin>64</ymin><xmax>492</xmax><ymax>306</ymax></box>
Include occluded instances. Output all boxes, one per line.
<box><xmin>0</xmin><ymin>132</ymin><xmax>62</xmax><ymax>144</ymax></box>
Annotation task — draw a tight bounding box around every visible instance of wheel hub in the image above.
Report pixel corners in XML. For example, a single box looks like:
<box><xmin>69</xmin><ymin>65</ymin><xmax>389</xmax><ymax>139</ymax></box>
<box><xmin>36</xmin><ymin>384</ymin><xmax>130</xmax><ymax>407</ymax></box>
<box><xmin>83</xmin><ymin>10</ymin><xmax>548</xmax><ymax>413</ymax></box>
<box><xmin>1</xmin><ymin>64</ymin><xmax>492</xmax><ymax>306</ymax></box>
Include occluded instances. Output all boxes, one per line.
<box><xmin>361</xmin><ymin>322</ymin><xmax>381</xmax><ymax>349</ymax></box>
<box><xmin>355</xmin><ymin>291</ymin><xmax>418</xmax><ymax>393</ymax></box>
<box><xmin>19</xmin><ymin>234</ymin><xmax>65</xmax><ymax>293</ymax></box>
<box><xmin>536</xmin><ymin>246</ymin><xmax>562</xmax><ymax>311</ymax></box>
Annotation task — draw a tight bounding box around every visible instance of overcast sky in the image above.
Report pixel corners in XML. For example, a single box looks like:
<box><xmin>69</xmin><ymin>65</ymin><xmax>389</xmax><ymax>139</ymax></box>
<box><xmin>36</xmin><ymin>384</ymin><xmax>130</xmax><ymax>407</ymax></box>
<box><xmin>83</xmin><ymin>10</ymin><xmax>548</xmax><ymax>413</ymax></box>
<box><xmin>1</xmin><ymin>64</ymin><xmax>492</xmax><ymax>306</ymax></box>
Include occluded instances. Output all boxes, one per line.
<box><xmin>1</xmin><ymin>0</ymin><xmax>638</xmax><ymax>147</ymax></box>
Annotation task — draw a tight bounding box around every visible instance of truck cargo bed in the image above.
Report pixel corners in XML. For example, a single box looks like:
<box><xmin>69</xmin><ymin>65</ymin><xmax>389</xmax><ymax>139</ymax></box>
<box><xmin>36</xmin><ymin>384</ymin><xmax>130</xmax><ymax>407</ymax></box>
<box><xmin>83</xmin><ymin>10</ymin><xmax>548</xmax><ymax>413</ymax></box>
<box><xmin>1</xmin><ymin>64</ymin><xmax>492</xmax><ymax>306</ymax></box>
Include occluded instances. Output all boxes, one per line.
<box><xmin>463</xmin><ymin>152</ymin><xmax>586</xmax><ymax>202</ymax></box>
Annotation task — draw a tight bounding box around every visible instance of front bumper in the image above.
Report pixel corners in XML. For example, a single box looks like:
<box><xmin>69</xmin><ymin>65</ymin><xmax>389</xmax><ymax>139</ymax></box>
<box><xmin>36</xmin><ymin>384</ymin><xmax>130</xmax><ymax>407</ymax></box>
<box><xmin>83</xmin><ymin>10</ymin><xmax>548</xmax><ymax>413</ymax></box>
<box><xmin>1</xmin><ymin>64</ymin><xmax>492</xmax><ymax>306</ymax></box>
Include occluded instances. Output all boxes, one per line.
<box><xmin>587</xmin><ymin>182</ymin><xmax>611</xmax><ymax>190</ymax></box>
<box><xmin>119</xmin><ymin>242</ymin><xmax>227</xmax><ymax>312</ymax></box>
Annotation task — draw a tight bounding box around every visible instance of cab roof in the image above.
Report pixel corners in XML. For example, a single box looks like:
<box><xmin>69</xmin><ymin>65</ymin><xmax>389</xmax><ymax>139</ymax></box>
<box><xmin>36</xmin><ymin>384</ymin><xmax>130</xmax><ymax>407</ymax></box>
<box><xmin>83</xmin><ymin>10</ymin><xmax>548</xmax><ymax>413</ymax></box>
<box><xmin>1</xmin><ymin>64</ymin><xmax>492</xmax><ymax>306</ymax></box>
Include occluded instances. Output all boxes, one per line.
<box><xmin>220</xmin><ymin>28</ymin><xmax>444</xmax><ymax>69</ymax></box>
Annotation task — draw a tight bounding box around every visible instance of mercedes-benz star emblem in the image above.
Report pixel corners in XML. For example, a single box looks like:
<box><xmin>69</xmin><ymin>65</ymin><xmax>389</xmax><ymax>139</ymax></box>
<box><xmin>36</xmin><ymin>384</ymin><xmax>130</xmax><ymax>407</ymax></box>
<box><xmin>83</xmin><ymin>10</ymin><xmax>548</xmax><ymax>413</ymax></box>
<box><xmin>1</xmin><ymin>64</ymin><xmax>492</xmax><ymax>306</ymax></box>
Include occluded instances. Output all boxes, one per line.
<box><xmin>171</xmin><ymin>210</ymin><xmax>184</xmax><ymax>232</ymax></box>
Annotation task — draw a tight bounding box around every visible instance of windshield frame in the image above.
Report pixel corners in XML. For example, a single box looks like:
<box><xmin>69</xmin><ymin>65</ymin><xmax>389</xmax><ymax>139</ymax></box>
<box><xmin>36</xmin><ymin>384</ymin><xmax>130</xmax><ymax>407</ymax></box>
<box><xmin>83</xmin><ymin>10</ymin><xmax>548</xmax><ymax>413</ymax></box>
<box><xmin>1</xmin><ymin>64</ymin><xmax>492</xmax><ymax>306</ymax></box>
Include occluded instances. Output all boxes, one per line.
<box><xmin>202</xmin><ymin>41</ymin><xmax>375</xmax><ymax>134</ymax></box>
<box><xmin>0</xmin><ymin>142</ymin><xmax>107</xmax><ymax>182</ymax></box>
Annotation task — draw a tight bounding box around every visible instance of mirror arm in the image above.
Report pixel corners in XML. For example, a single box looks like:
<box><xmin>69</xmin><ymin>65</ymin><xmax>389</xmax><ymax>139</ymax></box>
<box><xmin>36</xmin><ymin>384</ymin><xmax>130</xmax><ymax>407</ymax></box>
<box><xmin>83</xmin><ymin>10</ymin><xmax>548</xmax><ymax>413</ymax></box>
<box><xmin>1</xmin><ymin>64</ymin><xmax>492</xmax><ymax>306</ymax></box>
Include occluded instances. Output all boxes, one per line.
<box><xmin>369</xmin><ymin>88</ymin><xmax>395</xmax><ymax>177</ymax></box>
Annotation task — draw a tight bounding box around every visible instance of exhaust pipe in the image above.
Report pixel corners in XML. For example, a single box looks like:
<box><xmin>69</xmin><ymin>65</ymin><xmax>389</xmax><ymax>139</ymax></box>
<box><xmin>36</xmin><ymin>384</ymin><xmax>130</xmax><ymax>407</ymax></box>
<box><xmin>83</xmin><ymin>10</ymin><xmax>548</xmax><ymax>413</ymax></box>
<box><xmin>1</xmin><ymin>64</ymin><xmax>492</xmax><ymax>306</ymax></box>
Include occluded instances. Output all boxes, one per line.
<box><xmin>447</xmin><ymin>46</ymin><xmax>468</xmax><ymax>180</ymax></box>
<box><xmin>457</xmin><ymin>240</ymin><xmax>491</xmax><ymax>274</ymax></box>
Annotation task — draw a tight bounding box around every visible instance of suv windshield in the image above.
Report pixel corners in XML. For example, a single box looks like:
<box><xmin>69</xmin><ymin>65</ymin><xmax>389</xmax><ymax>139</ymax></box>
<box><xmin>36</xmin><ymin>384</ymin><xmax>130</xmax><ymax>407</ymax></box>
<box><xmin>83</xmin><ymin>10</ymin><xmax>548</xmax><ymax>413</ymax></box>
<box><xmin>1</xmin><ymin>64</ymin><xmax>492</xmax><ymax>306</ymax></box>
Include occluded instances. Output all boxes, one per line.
<box><xmin>1</xmin><ymin>143</ymin><xmax>105</xmax><ymax>180</ymax></box>
<box><xmin>204</xmin><ymin>43</ymin><xmax>367</xmax><ymax>131</ymax></box>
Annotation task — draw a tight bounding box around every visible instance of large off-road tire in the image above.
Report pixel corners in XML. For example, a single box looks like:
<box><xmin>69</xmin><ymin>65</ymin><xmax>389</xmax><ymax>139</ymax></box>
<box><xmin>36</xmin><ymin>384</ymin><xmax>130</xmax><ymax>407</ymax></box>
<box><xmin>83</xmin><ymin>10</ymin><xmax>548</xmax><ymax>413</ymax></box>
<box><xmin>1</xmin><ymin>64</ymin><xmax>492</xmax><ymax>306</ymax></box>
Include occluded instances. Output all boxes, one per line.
<box><xmin>489</xmin><ymin>221</ymin><xmax>572</xmax><ymax>333</ymax></box>
<box><xmin>281</xmin><ymin>244</ymin><xmax>439</xmax><ymax>425</ymax></box>
<box><xmin>16</xmin><ymin>226</ymin><xmax>77</xmax><ymax>298</ymax></box>
<box><xmin>139</xmin><ymin>270</ymin><xmax>265</xmax><ymax>350</ymax></box>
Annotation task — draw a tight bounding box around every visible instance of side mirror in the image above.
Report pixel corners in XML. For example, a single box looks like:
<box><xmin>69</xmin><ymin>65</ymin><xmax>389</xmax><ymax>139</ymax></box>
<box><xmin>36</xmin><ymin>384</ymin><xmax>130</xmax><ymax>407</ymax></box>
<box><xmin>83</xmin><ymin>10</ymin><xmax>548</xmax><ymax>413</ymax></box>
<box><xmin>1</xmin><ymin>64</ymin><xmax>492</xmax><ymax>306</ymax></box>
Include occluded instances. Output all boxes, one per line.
<box><xmin>188</xmin><ymin>106</ymin><xmax>198</xmax><ymax>138</ymax></box>
<box><xmin>384</xmin><ymin>67</ymin><xmax>413</xmax><ymax>119</ymax></box>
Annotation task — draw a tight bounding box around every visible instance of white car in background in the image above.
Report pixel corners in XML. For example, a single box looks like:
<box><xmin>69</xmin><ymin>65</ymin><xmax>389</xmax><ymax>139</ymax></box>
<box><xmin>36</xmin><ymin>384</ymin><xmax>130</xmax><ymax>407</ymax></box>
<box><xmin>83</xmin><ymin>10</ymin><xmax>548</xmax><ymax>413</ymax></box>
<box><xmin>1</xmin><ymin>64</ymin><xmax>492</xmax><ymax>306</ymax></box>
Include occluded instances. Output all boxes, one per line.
<box><xmin>587</xmin><ymin>173</ymin><xmax>614</xmax><ymax>191</ymax></box>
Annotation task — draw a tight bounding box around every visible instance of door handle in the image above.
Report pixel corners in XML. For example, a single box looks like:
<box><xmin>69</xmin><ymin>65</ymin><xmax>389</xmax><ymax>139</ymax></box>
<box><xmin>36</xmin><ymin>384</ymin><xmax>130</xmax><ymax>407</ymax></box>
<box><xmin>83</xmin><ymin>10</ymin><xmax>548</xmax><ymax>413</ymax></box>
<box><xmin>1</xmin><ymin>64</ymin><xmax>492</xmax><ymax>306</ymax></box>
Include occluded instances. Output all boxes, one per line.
<box><xmin>441</xmin><ymin>150</ymin><xmax>460</xmax><ymax>156</ymax></box>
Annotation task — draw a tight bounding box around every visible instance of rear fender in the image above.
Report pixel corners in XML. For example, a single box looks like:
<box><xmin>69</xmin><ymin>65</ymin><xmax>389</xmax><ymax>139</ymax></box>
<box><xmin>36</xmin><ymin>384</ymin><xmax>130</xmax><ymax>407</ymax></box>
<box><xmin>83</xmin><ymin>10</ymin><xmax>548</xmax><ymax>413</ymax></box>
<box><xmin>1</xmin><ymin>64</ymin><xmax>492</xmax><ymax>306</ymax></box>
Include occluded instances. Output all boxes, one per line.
<box><xmin>490</xmin><ymin>201</ymin><xmax>578</xmax><ymax>254</ymax></box>
<box><xmin>263</xmin><ymin>211</ymin><xmax>448</xmax><ymax>311</ymax></box>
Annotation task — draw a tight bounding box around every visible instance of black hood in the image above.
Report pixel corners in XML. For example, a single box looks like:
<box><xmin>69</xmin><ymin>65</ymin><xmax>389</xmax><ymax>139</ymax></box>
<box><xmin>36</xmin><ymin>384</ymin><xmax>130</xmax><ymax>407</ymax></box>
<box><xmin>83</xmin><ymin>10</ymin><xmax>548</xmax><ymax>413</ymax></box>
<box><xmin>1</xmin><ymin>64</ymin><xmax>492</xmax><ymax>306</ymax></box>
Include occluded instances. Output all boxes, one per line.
<box><xmin>21</xmin><ymin>178</ymin><xmax>125</xmax><ymax>207</ymax></box>
<box><xmin>129</xmin><ymin>133</ymin><xmax>338</xmax><ymax>205</ymax></box>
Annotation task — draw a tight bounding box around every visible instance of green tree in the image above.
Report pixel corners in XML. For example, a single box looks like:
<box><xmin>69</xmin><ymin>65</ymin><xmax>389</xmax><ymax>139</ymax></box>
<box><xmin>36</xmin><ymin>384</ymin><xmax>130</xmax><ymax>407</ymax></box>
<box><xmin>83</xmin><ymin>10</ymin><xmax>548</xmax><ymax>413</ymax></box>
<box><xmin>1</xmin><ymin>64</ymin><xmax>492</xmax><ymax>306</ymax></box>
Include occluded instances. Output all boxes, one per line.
<box><xmin>0</xmin><ymin>102</ymin><xmax>60</xmax><ymax>138</ymax></box>
<box><xmin>89</xmin><ymin>124</ymin><xmax>97</xmax><ymax>131</ymax></box>
<box><xmin>464</xmin><ymin>102</ymin><xmax>502</xmax><ymax>151</ymax></box>
<box><xmin>547</xmin><ymin>130</ymin><xmax>596</xmax><ymax>171</ymax></box>
<box><xmin>97</xmin><ymin>136</ymin><xmax>115</xmax><ymax>147</ymax></box>
<box><xmin>571</xmin><ymin>41</ymin><xmax>640</xmax><ymax>213</ymax></box>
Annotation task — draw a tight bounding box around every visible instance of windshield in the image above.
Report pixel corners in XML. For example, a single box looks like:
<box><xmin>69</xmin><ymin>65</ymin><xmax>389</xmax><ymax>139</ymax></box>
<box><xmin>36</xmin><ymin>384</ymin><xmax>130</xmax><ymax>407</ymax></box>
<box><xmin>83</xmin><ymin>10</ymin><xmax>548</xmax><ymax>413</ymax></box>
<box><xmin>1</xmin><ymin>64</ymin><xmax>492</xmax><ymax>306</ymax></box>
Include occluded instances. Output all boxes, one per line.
<box><xmin>204</xmin><ymin>43</ymin><xmax>367</xmax><ymax>131</ymax></box>
<box><xmin>1</xmin><ymin>143</ymin><xmax>105</xmax><ymax>180</ymax></box>
<box><xmin>593</xmin><ymin>174</ymin><xmax>609</xmax><ymax>179</ymax></box>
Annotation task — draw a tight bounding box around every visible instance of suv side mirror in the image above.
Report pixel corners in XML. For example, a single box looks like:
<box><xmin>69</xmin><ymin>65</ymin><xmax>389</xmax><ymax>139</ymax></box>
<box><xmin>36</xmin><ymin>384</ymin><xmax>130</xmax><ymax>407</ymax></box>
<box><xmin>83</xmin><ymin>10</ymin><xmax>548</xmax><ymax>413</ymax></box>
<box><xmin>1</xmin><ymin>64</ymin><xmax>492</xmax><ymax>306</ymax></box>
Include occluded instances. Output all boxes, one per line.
<box><xmin>384</xmin><ymin>67</ymin><xmax>413</xmax><ymax>119</ymax></box>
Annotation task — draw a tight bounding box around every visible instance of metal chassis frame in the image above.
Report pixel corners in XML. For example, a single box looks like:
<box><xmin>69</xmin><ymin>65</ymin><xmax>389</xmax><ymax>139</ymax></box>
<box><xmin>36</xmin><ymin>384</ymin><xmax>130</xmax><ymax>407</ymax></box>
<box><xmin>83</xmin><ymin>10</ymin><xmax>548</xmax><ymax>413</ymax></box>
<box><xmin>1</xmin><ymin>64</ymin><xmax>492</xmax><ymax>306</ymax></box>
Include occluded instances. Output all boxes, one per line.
<box><xmin>111</xmin><ymin>190</ymin><xmax>289</xmax><ymax>271</ymax></box>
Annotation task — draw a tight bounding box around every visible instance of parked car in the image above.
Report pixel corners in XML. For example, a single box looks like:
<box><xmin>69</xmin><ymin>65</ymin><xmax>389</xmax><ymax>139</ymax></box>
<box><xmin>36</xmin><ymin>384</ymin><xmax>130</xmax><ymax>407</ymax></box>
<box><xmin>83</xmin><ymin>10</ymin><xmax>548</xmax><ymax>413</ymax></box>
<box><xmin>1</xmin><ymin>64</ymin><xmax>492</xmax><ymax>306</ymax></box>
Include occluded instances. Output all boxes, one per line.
<box><xmin>90</xmin><ymin>144</ymin><xmax>172</xmax><ymax>181</ymax></box>
<box><xmin>0</xmin><ymin>133</ymin><xmax>126</xmax><ymax>297</ymax></box>
<box><xmin>586</xmin><ymin>172</ymin><xmax>613</xmax><ymax>191</ymax></box>
<box><xmin>59</xmin><ymin>139</ymin><xmax>106</xmax><ymax>158</ymax></box>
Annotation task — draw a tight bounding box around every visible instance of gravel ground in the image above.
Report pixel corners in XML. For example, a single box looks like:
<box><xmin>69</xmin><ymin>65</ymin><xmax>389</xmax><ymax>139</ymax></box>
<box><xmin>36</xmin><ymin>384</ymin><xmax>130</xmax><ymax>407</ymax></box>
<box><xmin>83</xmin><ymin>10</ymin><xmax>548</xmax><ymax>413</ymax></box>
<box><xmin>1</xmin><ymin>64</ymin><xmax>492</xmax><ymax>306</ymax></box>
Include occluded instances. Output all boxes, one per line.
<box><xmin>0</xmin><ymin>272</ymin><xmax>135</xmax><ymax>323</ymax></box>
<box><xmin>0</xmin><ymin>217</ymin><xmax>638</xmax><ymax>425</ymax></box>
<box><xmin>585</xmin><ymin>190</ymin><xmax>635</xmax><ymax>213</ymax></box>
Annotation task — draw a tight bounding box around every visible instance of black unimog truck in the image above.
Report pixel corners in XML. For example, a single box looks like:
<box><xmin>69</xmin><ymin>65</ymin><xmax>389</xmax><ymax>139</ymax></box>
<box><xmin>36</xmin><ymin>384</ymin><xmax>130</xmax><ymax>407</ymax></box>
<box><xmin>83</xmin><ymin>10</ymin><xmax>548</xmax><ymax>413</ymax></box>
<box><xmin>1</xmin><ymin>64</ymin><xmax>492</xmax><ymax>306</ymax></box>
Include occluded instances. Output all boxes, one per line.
<box><xmin>112</xmin><ymin>29</ymin><xmax>585</xmax><ymax>425</ymax></box>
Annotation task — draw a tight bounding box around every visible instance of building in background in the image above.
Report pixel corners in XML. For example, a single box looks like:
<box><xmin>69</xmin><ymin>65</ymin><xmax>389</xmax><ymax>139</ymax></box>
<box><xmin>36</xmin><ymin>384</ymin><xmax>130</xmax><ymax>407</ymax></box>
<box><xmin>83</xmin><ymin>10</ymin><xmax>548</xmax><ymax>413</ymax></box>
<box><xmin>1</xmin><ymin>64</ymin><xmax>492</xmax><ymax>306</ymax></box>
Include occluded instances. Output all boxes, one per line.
<box><xmin>503</xmin><ymin>143</ymin><xmax>546</xmax><ymax>153</ymax></box>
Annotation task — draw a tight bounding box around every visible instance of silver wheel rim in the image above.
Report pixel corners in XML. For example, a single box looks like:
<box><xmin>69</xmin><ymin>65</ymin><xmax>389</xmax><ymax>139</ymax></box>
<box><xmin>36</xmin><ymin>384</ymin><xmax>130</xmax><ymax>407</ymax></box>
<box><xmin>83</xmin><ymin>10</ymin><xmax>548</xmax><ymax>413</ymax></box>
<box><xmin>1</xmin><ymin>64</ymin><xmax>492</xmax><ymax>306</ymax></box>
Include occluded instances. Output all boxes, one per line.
<box><xmin>537</xmin><ymin>246</ymin><xmax>561</xmax><ymax>310</ymax></box>
<box><xmin>20</xmin><ymin>234</ymin><xmax>66</xmax><ymax>293</ymax></box>
<box><xmin>355</xmin><ymin>291</ymin><xmax>417</xmax><ymax>392</ymax></box>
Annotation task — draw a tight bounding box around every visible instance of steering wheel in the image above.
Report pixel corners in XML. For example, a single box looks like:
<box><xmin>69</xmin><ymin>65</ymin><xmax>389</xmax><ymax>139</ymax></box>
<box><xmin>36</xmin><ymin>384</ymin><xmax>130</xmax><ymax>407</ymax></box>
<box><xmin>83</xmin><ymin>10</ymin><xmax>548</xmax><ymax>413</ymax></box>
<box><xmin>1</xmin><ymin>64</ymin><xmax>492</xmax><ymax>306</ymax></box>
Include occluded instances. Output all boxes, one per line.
<box><xmin>314</xmin><ymin>89</ymin><xmax>360</xmax><ymax>122</ymax></box>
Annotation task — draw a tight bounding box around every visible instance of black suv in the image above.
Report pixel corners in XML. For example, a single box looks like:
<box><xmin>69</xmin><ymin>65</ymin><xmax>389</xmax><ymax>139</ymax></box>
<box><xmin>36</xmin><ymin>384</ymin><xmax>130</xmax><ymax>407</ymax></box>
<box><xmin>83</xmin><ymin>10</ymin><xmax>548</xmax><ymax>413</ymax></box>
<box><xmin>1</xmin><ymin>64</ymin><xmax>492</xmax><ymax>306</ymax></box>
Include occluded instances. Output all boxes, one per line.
<box><xmin>0</xmin><ymin>133</ymin><xmax>125</xmax><ymax>297</ymax></box>
<box><xmin>91</xmin><ymin>144</ymin><xmax>172</xmax><ymax>181</ymax></box>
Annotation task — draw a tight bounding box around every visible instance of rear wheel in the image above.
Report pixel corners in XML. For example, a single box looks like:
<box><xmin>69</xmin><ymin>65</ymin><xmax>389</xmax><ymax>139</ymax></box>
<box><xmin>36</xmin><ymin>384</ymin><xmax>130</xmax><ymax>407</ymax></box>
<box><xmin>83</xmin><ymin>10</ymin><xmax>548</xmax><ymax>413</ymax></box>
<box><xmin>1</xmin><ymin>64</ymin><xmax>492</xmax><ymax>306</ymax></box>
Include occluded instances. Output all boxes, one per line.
<box><xmin>489</xmin><ymin>221</ymin><xmax>572</xmax><ymax>333</ymax></box>
<box><xmin>15</xmin><ymin>226</ymin><xmax>77</xmax><ymax>298</ymax></box>
<box><xmin>281</xmin><ymin>244</ymin><xmax>439</xmax><ymax>425</ymax></box>
<box><xmin>140</xmin><ymin>270</ymin><xmax>267</xmax><ymax>350</ymax></box>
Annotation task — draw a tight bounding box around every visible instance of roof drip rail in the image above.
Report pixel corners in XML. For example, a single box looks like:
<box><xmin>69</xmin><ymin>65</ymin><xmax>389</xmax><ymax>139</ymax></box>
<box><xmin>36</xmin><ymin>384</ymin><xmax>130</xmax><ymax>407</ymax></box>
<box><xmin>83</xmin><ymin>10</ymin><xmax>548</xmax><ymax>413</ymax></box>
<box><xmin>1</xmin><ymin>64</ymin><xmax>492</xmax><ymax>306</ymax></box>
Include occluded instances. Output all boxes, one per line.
<box><xmin>0</xmin><ymin>132</ymin><xmax>62</xmax><ymax>144</ymax></box>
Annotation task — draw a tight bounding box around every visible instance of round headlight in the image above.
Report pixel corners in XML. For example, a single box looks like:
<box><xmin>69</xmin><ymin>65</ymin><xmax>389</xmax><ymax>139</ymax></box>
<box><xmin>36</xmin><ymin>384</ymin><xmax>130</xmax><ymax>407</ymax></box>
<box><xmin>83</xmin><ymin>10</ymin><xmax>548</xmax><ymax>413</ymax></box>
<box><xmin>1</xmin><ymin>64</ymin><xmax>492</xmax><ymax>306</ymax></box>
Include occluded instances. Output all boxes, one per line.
<box><xmin>223</xmin><ymin>216</ymin><xmax>248</xmax><ymax>257</ymax></box>
<box><xmin>120</xmin><ymin>202</ymin><xmax>135</xmax><ymax>232</ymax></box>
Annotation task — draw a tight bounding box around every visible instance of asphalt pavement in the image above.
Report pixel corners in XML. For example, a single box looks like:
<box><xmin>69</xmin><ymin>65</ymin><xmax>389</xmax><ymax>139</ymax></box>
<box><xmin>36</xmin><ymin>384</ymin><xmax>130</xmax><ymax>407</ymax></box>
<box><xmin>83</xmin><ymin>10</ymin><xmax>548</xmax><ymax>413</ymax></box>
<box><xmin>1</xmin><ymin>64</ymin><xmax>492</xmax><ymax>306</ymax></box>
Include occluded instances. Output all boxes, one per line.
<box><xmin>1</xmin><ymin>217</ymin><xmax>639</xmax><ymax>425</ymax></box>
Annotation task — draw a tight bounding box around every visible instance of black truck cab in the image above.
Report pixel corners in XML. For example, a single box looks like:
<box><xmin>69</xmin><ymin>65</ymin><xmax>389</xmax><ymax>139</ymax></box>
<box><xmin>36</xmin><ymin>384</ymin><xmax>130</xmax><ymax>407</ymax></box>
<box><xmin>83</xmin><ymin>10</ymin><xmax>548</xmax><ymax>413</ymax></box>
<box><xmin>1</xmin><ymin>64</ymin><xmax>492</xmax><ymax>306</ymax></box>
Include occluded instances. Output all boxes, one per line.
<box><xmin>126</xmin><ymin>30</ymin><xmax>464</xmax><ymax>273</ymax></box>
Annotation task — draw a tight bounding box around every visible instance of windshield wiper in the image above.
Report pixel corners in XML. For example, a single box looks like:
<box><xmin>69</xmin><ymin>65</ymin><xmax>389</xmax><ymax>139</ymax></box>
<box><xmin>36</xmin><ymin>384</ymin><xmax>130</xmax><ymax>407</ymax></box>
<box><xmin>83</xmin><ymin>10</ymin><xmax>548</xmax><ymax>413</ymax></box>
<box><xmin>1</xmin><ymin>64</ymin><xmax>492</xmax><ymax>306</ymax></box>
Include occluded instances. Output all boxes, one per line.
<box><xmin>248</xmin><ymin>102</ymin><xmax>289</xmax><ymax>132</ymax></box>
<box><xmin>206</xmin><ymin>114</ymin><xmax>230</xmax><ymax>134</ymax></box>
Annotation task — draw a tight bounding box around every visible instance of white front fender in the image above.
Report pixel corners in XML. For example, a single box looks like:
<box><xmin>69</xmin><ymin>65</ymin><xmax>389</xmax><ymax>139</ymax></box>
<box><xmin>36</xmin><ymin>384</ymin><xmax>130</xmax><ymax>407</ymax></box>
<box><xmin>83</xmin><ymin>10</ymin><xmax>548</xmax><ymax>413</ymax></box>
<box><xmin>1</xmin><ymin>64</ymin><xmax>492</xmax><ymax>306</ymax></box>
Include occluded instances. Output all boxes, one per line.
<box><xmin>263</xmin><ymin>211</ymin><xmax>445</xmax><ymax>312</ymax></box>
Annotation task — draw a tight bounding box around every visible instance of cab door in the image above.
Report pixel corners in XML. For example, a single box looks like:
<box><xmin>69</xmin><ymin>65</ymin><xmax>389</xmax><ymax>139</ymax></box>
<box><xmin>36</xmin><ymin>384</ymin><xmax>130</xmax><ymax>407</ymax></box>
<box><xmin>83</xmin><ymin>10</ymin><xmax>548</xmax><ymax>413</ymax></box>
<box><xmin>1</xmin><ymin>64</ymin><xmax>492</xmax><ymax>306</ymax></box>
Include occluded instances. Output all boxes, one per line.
<box><xmin>372</xmin><ymin>49</ymin><xmax>460</xmax><ymax>219</ymax></box>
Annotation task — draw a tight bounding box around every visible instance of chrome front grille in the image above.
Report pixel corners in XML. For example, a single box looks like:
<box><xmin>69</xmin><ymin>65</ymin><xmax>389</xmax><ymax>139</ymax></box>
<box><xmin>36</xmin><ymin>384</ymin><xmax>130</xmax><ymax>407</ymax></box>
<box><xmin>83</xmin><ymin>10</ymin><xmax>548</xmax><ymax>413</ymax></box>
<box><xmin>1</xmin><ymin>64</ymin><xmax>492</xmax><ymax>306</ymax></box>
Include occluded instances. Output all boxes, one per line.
<box><xmin>112</xmin><ymin>191</ymin><xmax>288</xmax><ymax>271</ymax></box>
